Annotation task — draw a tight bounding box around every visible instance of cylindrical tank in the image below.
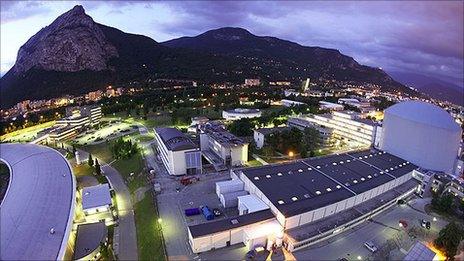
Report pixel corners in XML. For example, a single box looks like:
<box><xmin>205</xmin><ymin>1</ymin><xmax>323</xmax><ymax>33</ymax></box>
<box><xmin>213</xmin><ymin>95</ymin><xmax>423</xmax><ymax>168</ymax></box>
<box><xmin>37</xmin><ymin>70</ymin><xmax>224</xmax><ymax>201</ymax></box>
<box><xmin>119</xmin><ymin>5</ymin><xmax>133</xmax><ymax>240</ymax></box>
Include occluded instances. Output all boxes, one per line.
<box><xmin>381</xmin><ymin>101</ymin><xmax>461</xmax><ymax>173</ymax></box>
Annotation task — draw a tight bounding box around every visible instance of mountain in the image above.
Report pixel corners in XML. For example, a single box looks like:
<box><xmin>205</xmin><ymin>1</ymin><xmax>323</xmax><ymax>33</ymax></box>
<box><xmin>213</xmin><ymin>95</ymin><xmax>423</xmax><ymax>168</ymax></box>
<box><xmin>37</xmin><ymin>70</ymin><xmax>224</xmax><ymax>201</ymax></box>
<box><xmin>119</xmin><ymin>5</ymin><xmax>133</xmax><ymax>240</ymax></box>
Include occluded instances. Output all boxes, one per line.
<box><xmin>162</xmin><ymin>27</ymin><xmax>406</xmax><ymax>91</ymax></box>
<box><xmin>389</xmin><ymin>71</ymin><xmax>464</xmax><ymax>106</ymax></box>
<box><xmin>1</xmin><ymin>6</ymin><xmax>410</xmax><ymax>108</ymax></box>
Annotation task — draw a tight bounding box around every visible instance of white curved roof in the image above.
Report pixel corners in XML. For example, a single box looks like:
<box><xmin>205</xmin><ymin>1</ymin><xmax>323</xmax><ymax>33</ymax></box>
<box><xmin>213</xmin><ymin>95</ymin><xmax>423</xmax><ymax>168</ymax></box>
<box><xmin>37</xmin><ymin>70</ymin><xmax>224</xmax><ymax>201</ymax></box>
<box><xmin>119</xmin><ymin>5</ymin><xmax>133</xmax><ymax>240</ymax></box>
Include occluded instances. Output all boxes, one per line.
<box><xmin>385</xmin><ymin>101</ymin><xmax>461</xmax><ymax>131</ymax></box>
<box><xmin>0</xmin><ymin>143</ymin><xmax>76</xmax><ymax>260</ymax></box>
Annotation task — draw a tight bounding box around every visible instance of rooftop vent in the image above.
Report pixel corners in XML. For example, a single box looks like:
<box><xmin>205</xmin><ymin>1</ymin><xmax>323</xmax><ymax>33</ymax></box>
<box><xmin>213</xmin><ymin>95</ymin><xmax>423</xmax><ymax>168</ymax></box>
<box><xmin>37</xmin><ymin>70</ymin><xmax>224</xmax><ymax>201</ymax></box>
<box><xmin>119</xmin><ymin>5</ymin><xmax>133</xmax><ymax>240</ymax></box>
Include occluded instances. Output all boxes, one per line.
<box><xmin>278</xmin><ymin>200</ymin><xmax>285</xmax><ymax>205</ymax></box>
<box><xmin>298</xmin><ymin>169</ymin><xmax>303</xmax><ymax>173</ymax></box>
<box><xmin>254</xmin><ymin>177</ymin><xmax>259</xmax><ymax>180</ymax></box>
<box><xmin>326</xmin><ymin>188</ymin><xmax>332</xmax><ymax>192</ymax></box>
<box><xmin>266</xmin><ymin>175</ymin><xmax>271</xmax><ymax>178</ymax></box>
<box><xmin>336</xmin><ymin>185</ymin><xmax>341</xmax><ymax>189</ymax></box>
<box><xmin>277</xmin><ymin>173</ymin><xmax>283</xmax><ymax>176</ymax></box>
<box><xmin>231</xmin><ymin>219</ymin><xmax>239</xmax><ymax>225</ymax></box>
<box><xmin>291</xmin><ymin>197</ymin><xmax>298</xmax><ymax>201</ymax></box>
<box><xmin>315</xmin><ymin>190</ymin><xmax>321</xmax><ymax>195</ymax></box>
<box><xmin>304</xmin><ymin>194</ymin><xmax>310</xmax><ymax>198</ymax></box>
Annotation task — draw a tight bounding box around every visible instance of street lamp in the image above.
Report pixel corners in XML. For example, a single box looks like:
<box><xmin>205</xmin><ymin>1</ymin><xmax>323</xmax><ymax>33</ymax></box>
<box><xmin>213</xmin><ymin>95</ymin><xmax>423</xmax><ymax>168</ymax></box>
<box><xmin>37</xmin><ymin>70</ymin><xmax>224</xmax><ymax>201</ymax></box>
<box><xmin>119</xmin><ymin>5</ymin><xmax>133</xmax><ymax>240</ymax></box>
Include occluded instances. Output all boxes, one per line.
<box><xmin>157</xmin><ymin>218</ymin><xmax>162</xmax><ymax>224</ymax></box>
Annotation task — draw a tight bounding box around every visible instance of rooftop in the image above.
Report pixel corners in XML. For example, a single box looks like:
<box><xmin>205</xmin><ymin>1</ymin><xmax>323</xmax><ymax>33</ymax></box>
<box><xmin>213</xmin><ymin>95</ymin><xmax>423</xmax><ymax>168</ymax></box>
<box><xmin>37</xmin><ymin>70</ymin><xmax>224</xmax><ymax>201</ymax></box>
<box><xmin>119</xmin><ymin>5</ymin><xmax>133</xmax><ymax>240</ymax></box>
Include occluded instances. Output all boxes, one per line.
<box><xmin>239</xmin><ymin>149</ymin><xmax>417</xmax><ymax>216</ymax></box>
<box><xmin>254</xmin><ymin>127</ymin><xmax>290</xmax><ymax>136</ymax></box>
<box><xmin>82</xmin><ymin>183</ymin><xmax>112</xmax><ymax>210</ymax></box>
<box><xmin>404</xmin><ymin>242</ymin><xmax>437</xmax><ymax>261</ymax></box>
<box><xmin>155</xmin><ymin>127</ymin><xmax>198</xmax><ymax>151</ymax></box>
<box><xmin>73</xmin><ymin>222</ymin><xmax>107</xmax><ymax>260</ymax></box>
<box><xmin>189</xmin><ymin>209</ymin><xmax>275</xmax><ymax>238</ymax></box>
<box><xmin>224</xmin><ymin>108</ymin><xmax>261</xmax><ymax>114</ymax></box>
<box><xmin>201</xmin><ymin>122</ymin><xmax>247</xmax><ymax>147</ymax></box>
<box><xmin>385</xmin><ymin>100</ymin><xmax>461</xmax><ymax>131</ymax></box>
<box><xmin>0</xmin><ymin>143</ymin><xmax>75</xmax><ymax>260</ymax></box>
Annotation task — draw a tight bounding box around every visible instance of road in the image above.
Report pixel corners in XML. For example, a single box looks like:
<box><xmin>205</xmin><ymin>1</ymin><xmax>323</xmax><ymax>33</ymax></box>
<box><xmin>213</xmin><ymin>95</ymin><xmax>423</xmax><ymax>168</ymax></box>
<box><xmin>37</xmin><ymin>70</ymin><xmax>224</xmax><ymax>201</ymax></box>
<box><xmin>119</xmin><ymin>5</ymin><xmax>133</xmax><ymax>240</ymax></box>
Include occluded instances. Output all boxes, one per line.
<box><xmin>77</xmin><ymin>149</ymin><xmax>139</xmax><ymax>260</ymax></box>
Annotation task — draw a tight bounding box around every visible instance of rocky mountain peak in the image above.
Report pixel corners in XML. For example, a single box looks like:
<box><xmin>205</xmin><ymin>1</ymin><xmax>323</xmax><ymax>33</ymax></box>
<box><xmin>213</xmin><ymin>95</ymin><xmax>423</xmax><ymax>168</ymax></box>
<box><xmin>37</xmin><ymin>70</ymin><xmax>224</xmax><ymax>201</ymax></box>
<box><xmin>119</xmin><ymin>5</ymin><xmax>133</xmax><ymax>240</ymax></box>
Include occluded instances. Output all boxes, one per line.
<box><xmin>13</xmin><ymin>5</ymin><xmax>118</xmax><ymax>74</ymax></box>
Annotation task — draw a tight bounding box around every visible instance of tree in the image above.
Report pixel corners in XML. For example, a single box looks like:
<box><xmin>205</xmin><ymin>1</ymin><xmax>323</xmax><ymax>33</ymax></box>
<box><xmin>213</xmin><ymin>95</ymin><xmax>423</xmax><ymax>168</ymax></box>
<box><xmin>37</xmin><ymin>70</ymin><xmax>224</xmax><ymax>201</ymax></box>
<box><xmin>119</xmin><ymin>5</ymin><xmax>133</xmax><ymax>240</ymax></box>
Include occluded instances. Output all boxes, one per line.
<box><xmin>94</xmin><ymin>159</ymin><xmax>101</xmax><ymax>176</ymax></box>
<box><xmin>72</xmin><ymin>145</ymin><xmax>77</xmax><ymax>155</ymax></box>
<box><xmin>302</xmin><ymin>127</ymin><xmax>322</xmax><ymax>156</ymax></box>
<box><xmin>431</xmin><ymin>193</ymin><xmax>454</xmax><ymax>214</ymax></box>
<box><xmin>88</xmin><ymin>153</ymin><xmax>94</xmax><ymax>167</ymax></box>
<box><xmin>228</xmin><ymin>118</ymin><xmax>254</xmax><ymax>137</ymax></box>
<box><xmin>434</xmin><ymin>222</ymin><xmax>464</xmax><ymax>258</ymax></box>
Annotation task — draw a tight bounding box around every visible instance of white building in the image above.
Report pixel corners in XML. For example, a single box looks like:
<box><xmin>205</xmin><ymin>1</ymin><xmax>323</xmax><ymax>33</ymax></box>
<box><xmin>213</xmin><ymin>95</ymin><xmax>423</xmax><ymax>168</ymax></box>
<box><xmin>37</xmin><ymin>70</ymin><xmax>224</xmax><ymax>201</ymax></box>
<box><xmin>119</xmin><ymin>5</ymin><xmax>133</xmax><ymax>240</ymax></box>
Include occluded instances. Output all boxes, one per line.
<box><xmin>338</xmin><ymin>98</ymin><xmax>375</xmax><ymax>113</ymax></box>
<box><xmin>380</xmin><ymin>101</ymin><xmax>462</xmax><ymax>174</ymax></box>
<box><xmin>222</xmin><ymin>108</ymin><xmax>262</xmax><ymax>120</ymax></box>
<box><xmin>319</xmin><ymin>101</ymin><xmax>344</xmax><ymax>111</ymax></box>
<box><xmin>82</xmin><ymin>184</ymin><xmax>113</xmax><ymax>222</ymax></box>
<box><xmin>292</xmin><ymin>111</ymin><xmax>379</xmax><ymax>146</ymax></box>
<box><xmin>200</xmin><ymin>122</ymin><xmax>248</xmax><ymax>168</ymax></box>
<box><xmin>281</xmin><ymin>99</ymin><xmax>306</xmax><ymax>107</ymax></box>
<box><xmin>154</xmin><ymin>128</ymin><xmax>202</xmax><ymax>176</ymax></box>
<box><xmin>245</xmin><ymin>79</ymin><xmax>261</xmax><ymax>86</ymax></box>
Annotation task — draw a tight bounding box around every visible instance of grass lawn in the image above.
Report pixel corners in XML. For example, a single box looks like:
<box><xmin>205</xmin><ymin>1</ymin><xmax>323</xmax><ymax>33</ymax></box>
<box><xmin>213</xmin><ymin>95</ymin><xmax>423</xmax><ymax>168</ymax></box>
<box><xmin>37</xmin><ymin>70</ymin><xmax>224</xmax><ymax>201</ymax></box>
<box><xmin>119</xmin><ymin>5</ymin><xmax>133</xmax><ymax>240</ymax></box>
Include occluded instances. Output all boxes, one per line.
<box><xmin>112</xmin><ymin>152</ymin><xmax>145</xmax><ymax>193</ymax></box>
<box><xmin>134</xmin><ymin>193</ymin><xmax>165</xmax><ymax>261</ymax></box>
<box><xmin>129</xmin><ymin>133</ymin><xmax>155</xmax><ymax>143</ymax></box>
<box><xmin>73</xmin><ymin>164</ymin><xmax>94</xmax><ymax>177</ymax></box>
<box><xmin>246</xmin><ymin>159</ymin><xmax>264</xmax><ymax>167</ymax></box>
<box><xmin>83</xmin><ymin>143</ymin><xmax>114</xmax><ymax>163</ymax></box>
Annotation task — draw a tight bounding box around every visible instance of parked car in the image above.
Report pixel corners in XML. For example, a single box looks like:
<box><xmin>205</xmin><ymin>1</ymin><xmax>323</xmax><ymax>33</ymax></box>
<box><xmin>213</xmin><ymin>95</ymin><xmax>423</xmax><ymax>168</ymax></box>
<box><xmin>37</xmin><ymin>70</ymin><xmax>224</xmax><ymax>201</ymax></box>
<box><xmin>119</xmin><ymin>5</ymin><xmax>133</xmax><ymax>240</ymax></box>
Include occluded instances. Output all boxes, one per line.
<box><xmin>421</xmin><ymin>219</ymin><xmax>431</xmax><ymax>229</ymax></box>
<box><xmin>364</xmin><ymin>241</ymin><xmax>378</xmax><ymax>252</ymax></box>
<box><xmin>213</xmin><ymin>208</ymin><xmax>222</xmax><ymax>217</ymax></box>
<box><xmin>245</xmin><ymin>250</ymin><xmax>257</xmax><ymax>260</ymax></box>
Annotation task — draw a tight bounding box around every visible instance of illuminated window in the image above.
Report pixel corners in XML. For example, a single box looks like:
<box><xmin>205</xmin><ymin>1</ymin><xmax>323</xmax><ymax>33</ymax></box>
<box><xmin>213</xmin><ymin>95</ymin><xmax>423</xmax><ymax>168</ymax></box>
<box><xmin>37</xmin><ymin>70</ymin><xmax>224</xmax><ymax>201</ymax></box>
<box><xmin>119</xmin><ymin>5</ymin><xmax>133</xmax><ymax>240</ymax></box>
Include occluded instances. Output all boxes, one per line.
<box><xmin>277</xmin><ymin>173</ymin><xmax>283</xmax><ymax>176</ymax></box>
<box><xmin>315</xmin><ymin>190</ymin><xmax>321</xmax><ymax>195</ymax></box>
<box><xmin>298</xmin><ymin>169</ymin><xmax>303</xmax><ymax>173</ymax></box>
<box><xmin>254</xmin><ymin>177</ymin><xmax>259</xmax><ymax>180</ymax></box>
<box><xmin>266</xmin><ymin>175</ymin><xmax>271</xmax><ymax>178</ymax></box>
<box><xmin>353</xmin><ymin>180</ymin><xmax>358</xmax><ymax>184</ymax></box>
<box><xmin>361</xmin><ymin>177</ymin><xmax>365</xmax><ymax>181</ymax></box>
<box><xmin>367</xmin><ymin>175</ymin><xmax>372</xmax><ymax>179</ymax></box>
<box><xmin>278</xmin><ymin>200</ymin><xmax>285</xmax><ymax>205</ymax></box>
<box><xmin>326</xmin><ymin>188</ymin><xmax>332</xmax><ymax>192</ymax></box>
<box><xmin>336</xmin><ymin>185</ymin><xmax>341</xmax><ymax>189</ymax></box>
<box><xmin>291</xmin><ymin>197</ymin><xmax>298</xmax><ymax>201</ymax></box>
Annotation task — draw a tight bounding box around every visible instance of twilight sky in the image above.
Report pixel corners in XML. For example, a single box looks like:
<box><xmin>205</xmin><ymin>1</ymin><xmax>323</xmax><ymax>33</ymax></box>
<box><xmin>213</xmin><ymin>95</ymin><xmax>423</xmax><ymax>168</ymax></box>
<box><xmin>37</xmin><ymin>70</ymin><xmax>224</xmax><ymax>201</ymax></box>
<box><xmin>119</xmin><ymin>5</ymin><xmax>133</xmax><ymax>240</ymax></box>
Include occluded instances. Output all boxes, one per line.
<box><xmin>1</xmin><ymin>1</ymin><xmax>463</xmax><ymax>86</ymax></box>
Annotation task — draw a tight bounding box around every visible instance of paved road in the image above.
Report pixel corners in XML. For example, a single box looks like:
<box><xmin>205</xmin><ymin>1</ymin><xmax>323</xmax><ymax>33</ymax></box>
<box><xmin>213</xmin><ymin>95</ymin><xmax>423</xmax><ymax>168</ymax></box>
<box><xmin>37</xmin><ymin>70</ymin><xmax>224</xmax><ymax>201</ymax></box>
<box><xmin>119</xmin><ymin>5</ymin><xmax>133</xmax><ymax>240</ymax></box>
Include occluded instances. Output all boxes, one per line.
<box><xmin>77</xmin><ymin>149</ymin><xmax>139</xmax><ymax>260</ymax></box>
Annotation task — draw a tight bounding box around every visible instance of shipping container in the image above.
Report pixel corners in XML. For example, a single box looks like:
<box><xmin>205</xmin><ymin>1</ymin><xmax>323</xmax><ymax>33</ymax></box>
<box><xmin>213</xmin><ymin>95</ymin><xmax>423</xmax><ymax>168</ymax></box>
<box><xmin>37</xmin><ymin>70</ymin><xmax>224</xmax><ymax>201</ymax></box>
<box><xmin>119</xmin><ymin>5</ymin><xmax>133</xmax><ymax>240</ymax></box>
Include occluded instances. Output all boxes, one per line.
<box><xmin>201</xmin><ymin>206</ymin><xmax>214</xmax><ymax>220</ymax></box>
<box><xmin>220</xmin><ymin>190</ymin><xmax>248</xmax><ymax>208</ymax></box>
<box><xmin>185</xmin><ymin>208</ymin><xmax>201</xmax><ymax>216</ymax></box>
<box><xmin>216</xmin><ymin>179</ymin><xmax>244</xmax><ymax>197</ymax></box>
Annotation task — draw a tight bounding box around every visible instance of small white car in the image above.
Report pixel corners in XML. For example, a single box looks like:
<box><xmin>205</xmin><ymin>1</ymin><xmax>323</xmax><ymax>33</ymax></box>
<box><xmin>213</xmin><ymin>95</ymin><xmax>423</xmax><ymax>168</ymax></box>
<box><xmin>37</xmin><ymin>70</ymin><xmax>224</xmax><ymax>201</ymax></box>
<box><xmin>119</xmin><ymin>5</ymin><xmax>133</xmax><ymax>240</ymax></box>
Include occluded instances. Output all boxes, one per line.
<box><xmin>364</xmin><ymin>241</ymin><xmax>378</xmax><ymax>252</ymax></box>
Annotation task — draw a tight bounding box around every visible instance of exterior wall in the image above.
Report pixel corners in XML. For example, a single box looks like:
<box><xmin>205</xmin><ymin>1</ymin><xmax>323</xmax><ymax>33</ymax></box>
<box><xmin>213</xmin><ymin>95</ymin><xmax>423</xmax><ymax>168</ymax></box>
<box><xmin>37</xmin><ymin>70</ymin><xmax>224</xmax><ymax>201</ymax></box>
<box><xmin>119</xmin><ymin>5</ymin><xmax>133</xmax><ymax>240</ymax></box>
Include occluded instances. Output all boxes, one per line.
<box><xmin>223</xmin><ymin>110</ymin><xmax>262</xmax><ymax>120</ymax></box>
<box><xmin>381</xmin><ymin>112</ymin><xmax>461</xmax><ymax>174</ymax></box>
<box><xmin>230</xmin><ymin>144</ymin><xmax>248</xmax><ymax>166</ymax></box>
<box><xmin>254</xmin><ymin>131</ymin><xmax>265</xmax><ymax>149</ymax></box>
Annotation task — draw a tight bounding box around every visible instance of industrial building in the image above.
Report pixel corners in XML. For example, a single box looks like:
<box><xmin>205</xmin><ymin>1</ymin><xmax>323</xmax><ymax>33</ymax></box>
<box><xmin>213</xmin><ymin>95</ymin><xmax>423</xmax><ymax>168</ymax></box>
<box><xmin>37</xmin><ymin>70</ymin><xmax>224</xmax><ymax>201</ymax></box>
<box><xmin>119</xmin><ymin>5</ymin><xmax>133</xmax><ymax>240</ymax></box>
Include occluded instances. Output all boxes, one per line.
<box><xmin>290</xmin><ymin>111</ymin><xmax>379</xmax><ymax>146</ymax></box>
<box><xmin>154</xmin><ymin>127</ymin><xmax>202</xmax><ymax>176</ymax></box>
<box><xmin>222</xmin><ymin>108</ymin><xmax>262</xmax><ymax>120</ymax></box>
<box><xmin>187</xmin><ymin>149</ymin><xmax>418</xmax><ymax>253</ymax></box>
<box><xmin>199</xmin><ymin>122</ymin><xmax>248</xmax><ymax>169</ymax></box>
<box><xmin>0</xmin><ymin>143</ymin><xmax>76</xmax><ymax>260</ymax></box>
<box><xmin>380</xmin><ymin>101</ymin><xmax>462</xmax><ymax>174</ymax></box>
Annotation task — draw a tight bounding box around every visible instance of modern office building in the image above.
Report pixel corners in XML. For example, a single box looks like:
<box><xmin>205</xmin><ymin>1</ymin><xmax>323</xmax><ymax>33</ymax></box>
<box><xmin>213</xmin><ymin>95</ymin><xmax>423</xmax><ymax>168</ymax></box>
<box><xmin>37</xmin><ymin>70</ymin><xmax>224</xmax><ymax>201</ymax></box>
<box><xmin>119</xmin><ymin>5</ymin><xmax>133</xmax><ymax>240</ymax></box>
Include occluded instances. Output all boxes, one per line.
<box><xmin>199</xmin><ymin>122</ymin><xmax>248</xmax><ymax>169</ymax></box>
<box><xmin>58</xmin><ymin>105</ymin><xmax>102</xmax><ymax>127</ymax></box>
<box><xmin>290</xmin><ymin>111</ymin><xmax>379</xmax><ymax>146</ymax></box>
<box><xmin>154</xmin><ymin>127</ymin><xmax>202</xmax><ymax>176</ymax></box>
<box><xmin>381</xmin><ymin>101</ymin><xmax>462</xmax><ymax>174</ymax></box>
<box><xmin>0</xmin><ymin>143</ymin><xmax>76</xmax><ymax>260</ymax></box>
<box><xmin>187</xmin><ymin>149</ymin><xmax>418</xmax><ymax>253</ymax></box>
<box><xmin>222</xmin><ymin>108</ymin><xmax>262</xmax><ymax>120</ymax></box>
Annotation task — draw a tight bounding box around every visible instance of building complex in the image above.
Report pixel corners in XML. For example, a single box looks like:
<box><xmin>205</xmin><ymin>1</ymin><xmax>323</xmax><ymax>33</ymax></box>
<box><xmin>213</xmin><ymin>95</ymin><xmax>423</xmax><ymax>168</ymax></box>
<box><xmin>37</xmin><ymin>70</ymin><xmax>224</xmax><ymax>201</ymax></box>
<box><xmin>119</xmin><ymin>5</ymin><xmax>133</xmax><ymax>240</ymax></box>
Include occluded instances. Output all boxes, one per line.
<box><xmin>222</xmin><ymin>108</ymin><xmax>262</xmax><ymax>120</ymax></box>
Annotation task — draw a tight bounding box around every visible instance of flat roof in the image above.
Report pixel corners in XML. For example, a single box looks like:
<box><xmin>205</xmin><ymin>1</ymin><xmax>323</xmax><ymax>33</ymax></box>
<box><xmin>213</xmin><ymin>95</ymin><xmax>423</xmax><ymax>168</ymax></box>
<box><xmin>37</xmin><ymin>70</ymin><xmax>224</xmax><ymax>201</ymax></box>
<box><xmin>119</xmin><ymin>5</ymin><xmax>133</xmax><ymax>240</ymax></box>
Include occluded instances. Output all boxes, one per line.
<box><xmin>255</xmin><ymin>127</ymin><xmax>290</xmax><ymax>136</ymax></box>
<box><xmin>82</xmin><ymin>183</ymin><xmax>112</xmax><ymax>210</ymax></box>
<box><xmin>155</xmin><ymin>127</ymin><xmax>197</xmax><ymax>151</ymax></box>
<box><xmin>201</xmin><ymin>122</ymin><xmax>247</xmax><ymax>147</ymax></box>
<box><xmin>74</xmin><ymin>221</ymin><xmax>107</xmax><ymax>260</ymax></box>
<box><xmin>0</xmin><ymin>143</ymin><xmax>76</xmax><ymax>260</ymax></box>
<box><xmin>239</xmin><ymin>149</ymin><xmax>416</xmax><ymax>216</ymax></box>
<box><xmin>189</xmin><ymin>209</ymin><xmax>275</xmax><ymax>238</ymax></box>
<box><xmin>404</xmin><ymin>242</ymin><xmax>436</xmax><ymax>261</ymax></box>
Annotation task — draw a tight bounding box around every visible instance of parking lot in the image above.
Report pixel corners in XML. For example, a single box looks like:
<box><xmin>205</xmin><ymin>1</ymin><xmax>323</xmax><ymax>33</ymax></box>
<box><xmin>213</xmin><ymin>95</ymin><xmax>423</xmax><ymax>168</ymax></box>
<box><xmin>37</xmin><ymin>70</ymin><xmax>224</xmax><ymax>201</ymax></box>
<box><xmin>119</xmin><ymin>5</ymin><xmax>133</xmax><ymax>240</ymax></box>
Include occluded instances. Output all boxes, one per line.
<box><xmin>73</xmin><ymin>121</ymin><xmax>136</xmax><ymax>145</ymax></box>
<box><xmin>152</xmin><ymin>150</ymin><xmax>236</xmax><ymax>260</ymax></box>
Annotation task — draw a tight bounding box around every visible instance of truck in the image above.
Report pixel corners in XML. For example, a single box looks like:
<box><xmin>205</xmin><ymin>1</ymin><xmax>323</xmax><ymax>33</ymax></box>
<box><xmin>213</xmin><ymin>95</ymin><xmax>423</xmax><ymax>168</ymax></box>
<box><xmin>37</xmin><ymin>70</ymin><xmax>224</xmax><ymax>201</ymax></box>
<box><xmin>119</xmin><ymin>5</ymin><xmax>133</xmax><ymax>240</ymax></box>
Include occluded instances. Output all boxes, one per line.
<box><xmin>201</xmin><ymin>206</ymin><xmax>214</xmax><ymax>220</ymax></box>
<box><xmin>184</xmin><ymin>208</ymin><xmax>201</xmax><ymax>216</ymax></box>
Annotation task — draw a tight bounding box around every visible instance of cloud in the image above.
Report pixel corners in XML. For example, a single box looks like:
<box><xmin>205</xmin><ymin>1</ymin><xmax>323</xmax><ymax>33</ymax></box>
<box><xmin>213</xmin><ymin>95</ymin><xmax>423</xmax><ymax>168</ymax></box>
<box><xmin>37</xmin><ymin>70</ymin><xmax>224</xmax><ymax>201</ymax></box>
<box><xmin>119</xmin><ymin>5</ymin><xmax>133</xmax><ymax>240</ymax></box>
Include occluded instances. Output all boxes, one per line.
<box><xmin>1</xmin><ymin>1</ymin><xmax>463</xmax><ymax>86</ymax></box>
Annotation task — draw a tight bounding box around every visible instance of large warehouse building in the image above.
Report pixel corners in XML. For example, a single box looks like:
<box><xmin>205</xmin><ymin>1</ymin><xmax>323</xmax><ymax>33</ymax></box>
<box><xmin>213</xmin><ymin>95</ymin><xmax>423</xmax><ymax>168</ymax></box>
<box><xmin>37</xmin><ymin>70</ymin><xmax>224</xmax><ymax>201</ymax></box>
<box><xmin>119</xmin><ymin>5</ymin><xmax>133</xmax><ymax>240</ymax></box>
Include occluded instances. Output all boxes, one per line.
<box><xmin>381</xmin><ymin>101</ymin><xmax>462</xmax><ymax>174</ymax></box>
<box><xmin>0</xmin><ymin>143</ymin><xmax>76</xmax><ymax>260</ymax></box>
<box><xmin>188</xmin><ymin>149</ymin><xmax>418</xmax><ymax>253</ymax></box>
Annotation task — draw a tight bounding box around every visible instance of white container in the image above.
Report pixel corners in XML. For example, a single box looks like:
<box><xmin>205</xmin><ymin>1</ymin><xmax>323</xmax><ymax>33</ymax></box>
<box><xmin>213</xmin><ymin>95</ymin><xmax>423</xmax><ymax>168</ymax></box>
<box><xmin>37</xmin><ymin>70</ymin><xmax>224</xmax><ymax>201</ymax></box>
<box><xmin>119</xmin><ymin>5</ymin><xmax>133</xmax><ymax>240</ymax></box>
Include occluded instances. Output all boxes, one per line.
<box><xmin>220</xmin><ymin>190</ymin><xmax>248</xmax><ymax>208</ymax></box>
<box><xmin>216</xmin><ymin>179</ymin><xmax>244</xmax><ymax>197</ymax></box>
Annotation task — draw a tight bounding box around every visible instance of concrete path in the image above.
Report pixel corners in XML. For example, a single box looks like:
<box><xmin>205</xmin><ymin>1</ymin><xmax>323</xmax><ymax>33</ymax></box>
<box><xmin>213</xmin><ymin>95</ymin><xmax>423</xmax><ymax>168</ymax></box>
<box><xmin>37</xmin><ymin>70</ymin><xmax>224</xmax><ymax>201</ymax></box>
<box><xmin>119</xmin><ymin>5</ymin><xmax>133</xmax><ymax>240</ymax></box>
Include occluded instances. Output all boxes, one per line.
<box><xmin>77</xmin><ymin>149</ymin><xmax>138</xmax><ymax>260</ymax></box>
